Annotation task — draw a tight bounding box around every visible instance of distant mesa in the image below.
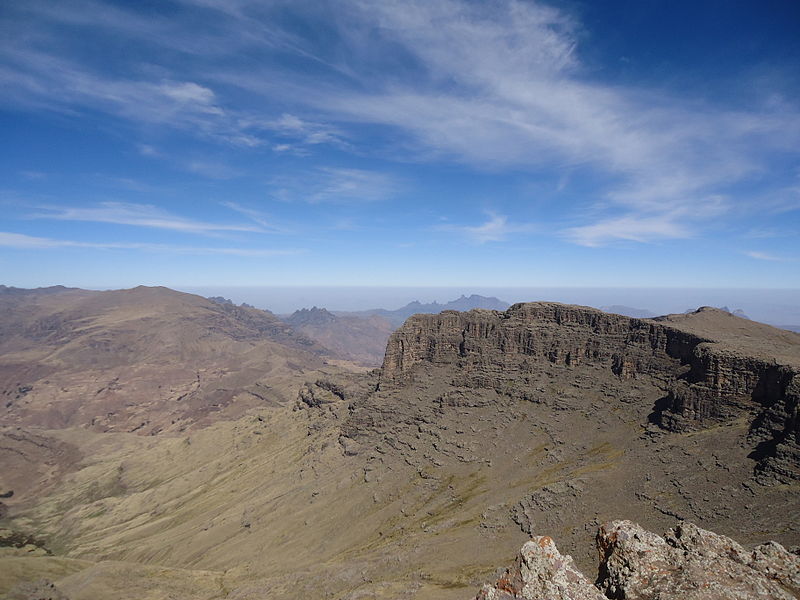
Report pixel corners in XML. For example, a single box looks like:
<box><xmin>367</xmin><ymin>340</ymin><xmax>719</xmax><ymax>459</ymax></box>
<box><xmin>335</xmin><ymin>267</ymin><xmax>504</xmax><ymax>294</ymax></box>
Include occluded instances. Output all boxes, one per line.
<box><xmin>685</xmin><ymin>305</ymin><xmax>750</xmax><ymax>320</ymax></box>
<box><xmin>600</xmin><ymin>304</ymin><xmax>656</xmax><ymax>319</ymax></box>
<box><xmin>379</xmin><ymin>302</ymin><xmax>800</xmax><ymax>483</ymax></box>
<box><xmin>286</xmin><ymin>307</ymin><xmax>337</xmax><ymax>327</ymax></box>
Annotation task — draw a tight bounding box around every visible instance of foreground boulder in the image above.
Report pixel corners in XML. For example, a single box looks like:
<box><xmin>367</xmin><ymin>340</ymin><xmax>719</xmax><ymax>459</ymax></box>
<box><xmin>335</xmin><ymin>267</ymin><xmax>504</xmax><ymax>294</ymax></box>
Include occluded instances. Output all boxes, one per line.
<box><xmin>475</xmin><ymin>535</ymin><xmax>604</xmax><ymax>600</ymax></box>
<box><xmin>476</xmin><ymin>520</ymin><xmax>800</xmax><ymax>600</ymax></box>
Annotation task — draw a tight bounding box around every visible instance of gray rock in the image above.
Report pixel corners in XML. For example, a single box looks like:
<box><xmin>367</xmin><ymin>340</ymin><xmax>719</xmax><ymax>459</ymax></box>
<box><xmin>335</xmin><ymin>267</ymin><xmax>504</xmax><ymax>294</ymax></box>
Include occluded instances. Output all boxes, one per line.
<box><xmin>597</xmin><ymin>520</ymin><xmax>800</xmax><ymax>600</ymax></box>
<box><xmin>475</xmin><ymin>536</ymin><xmax>605</xmax><ymax>600</ymax></box>
<box><xmin>475</xmin><ymin>520</ymin><xmax>800</xmax><ymax>600</ymax></box>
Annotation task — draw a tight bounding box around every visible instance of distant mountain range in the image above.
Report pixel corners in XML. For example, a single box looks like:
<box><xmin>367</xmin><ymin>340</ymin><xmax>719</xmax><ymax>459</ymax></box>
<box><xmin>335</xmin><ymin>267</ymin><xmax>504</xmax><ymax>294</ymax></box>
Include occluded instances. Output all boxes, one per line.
<box><xmin>283</xmin><ymin>307</ymin><xmax>393</xmax><ymax>366</ymax></box>
<box><xmin>344</xmin><ymin>294</ymin><xmax>510</xmax><ymax>327</ymax></box>
<box><xmin>275</xmin><ymin>296</ymin><xmax>510</xmax><ymax>365</ymax></box>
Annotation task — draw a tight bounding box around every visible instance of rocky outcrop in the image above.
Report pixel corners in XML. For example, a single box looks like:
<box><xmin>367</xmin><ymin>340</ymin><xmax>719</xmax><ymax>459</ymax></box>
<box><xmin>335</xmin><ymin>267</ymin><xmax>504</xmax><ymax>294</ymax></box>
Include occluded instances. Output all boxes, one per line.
<box><xmin>296</xmin><ymin>379</ymin><xmax>346</xmax><ymax>408</ymax></box>
<box><xmin>596</xmin><ymin>520</ymin><xmax>800</xmax><ymax>599</ymax></box>
<box><xmin>475</xmin><ymin>536</ymin><xmax>604</xmax><ymax>600</ymax></box>
<box><xmin>285</xmin><ymin>307</ymin><xmax>337</xmax><ymax>327</ymax></box>
<box><xmin>381</xmin><ymin>303</ymin><xmax>800</xmax><ymax>481</ymax></box>
<box><xmin>380</xmin><ymin>303</ymin><xmax>700</xmax><ymax>384</ymax></box>
<box><xmin>476</xmin><ymin>520</ymin><xmax>800</xmax><ymax>600</ymax></box>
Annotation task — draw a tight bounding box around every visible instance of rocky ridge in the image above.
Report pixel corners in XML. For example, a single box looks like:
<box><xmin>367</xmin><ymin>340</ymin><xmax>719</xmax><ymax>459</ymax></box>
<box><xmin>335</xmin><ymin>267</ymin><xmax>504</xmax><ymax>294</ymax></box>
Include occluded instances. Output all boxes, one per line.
<box><xmin>380</xmin><ymin>302</ymin><xmax>800</xmax><ymax>482</ymax></box>
<box><xmin>283</xmin><ymin>307</ymin><xmax>394</xmax><ymax>366</ymax></box>
<box><xmin>475</xmin><ymin>520</ymin><xmax>800</xmax><ymax>600</ymax></box>
<box><xmin>0</xmin><ymin>285</ymin><xmax>331</xmax><ymax>436</ymax></box>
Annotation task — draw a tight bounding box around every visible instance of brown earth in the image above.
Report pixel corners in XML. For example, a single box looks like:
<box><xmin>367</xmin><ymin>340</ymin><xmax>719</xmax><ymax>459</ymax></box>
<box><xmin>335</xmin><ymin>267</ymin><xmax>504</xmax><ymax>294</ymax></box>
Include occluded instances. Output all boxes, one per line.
<box><xmin>284</xmin><ymin>306</ymin><xmax>394</xmax><ymax>366</ymax></box>
<box><xmin>0</xmin><ymin>285</ymin><xmax>330</xmax><ymax>436</ymax></box>
<box><xmin>1</xmin><ymin>297</ymin><xmax>798</xmax><ymax>599</ymax></box>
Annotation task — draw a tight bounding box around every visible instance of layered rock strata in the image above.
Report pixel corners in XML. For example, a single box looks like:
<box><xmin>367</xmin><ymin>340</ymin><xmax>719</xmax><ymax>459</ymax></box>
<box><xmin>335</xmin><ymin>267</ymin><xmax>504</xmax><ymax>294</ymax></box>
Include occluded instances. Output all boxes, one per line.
<box><xmin>476</xmin><ymin>520</ymin><xmax>800</xmax><ymax>600</ymax></box>
<box><xmin>381</xmin><ymin>303</ymin><xmax>800</xmax><ymax>481</ymax></box>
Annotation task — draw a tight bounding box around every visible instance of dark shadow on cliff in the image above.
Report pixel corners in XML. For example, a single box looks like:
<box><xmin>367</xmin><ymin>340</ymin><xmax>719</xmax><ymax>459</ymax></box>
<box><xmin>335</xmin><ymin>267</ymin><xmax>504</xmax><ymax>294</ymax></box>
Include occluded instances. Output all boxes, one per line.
<box><xmin>647</xmin><ymin>394</ymin><xmax>672</xmax><ymax>426</ymax></box>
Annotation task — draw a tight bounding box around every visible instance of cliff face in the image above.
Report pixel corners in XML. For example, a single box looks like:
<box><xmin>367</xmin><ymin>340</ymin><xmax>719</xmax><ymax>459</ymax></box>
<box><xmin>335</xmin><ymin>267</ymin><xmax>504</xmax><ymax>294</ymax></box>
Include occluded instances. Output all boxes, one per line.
<box><xmin>381</xmin><ymin>303</ymin><xmax>800</xmax><ymax>482</ymax></box>
<box><xmin>381</xmin><ymin>303</ymin><xmax>701</xmax><ymax>381</ymax></box>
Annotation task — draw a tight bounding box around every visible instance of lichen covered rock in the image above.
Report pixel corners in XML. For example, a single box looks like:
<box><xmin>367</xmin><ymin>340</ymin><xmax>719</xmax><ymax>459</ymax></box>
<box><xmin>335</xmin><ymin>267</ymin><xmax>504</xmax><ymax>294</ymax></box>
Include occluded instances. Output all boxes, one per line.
<box><xmin>476</xmin><ymin>535</ymin><xmax>604</xmax><ymax>600</ymax></box>
<box><xmin>475</xmin><ymin>520</ymin><xmax>800</xmax><ymax>600</ymax></box>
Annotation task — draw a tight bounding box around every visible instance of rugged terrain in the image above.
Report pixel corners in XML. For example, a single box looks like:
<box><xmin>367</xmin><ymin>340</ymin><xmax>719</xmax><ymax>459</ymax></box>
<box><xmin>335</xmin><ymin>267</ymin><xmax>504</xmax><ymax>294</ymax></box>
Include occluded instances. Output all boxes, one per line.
<box><xmin>284</xmin><ymin>306</ymin><xmax>394</xmax><ymax>366</ymax></box>
<box><xmin>1</xmin><ymin>295</ymin><xmax>798</xmax><ymax>599</ymax></box>
<box><xmin>281</xmin><ymin>296</ymin><xmax>512</xmax><ymax>366</ymax></box>
<box><xmin>477</xmin><ymin>519</ymin><xmax>800</xmax><ymax>600</ymax></box>
<box><xmin>0</xmin><ymin>285</ymin><xmax>328</xmax><ymax>435</ymax></box>
<box><xmin>346</xmin><ymin>294</ymin><xmax>510</xmax><ymax>328</ymax></box>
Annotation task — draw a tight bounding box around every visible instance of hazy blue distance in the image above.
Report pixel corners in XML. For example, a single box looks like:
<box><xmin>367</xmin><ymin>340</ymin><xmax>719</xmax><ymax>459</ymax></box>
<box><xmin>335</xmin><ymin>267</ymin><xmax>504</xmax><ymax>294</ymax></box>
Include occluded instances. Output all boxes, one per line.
<box><xmin>182</xmin><ymin>286</ymin><xmax>800</xmax><ymax>326</ymax></box>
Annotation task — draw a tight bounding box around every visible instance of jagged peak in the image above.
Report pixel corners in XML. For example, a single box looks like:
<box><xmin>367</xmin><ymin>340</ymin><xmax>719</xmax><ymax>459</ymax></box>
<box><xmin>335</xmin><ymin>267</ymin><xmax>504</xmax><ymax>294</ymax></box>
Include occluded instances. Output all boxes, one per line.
<box><xmin>286</xmin><ymin>306</ymin><xmax>337</xmax><ymax>326</ymax></box>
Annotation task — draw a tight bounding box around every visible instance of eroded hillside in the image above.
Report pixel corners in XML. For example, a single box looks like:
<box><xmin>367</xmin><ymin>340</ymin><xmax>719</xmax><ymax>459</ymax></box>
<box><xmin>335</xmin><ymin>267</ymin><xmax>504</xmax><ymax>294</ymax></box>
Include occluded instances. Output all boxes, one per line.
<box><xmin>2</xmin><ymin>299</ymin><xmax>798</xmax><ymax>599</ymax></box>
<box><xmin>0</xmin><ymin>286</ymin><xmax>328</xmax><ymax>434</ymax></box>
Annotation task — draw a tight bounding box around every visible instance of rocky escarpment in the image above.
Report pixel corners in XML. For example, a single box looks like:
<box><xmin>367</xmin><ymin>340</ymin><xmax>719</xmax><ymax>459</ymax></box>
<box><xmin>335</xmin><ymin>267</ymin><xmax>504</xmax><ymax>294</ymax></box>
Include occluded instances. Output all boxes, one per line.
<box><xmin>380</xmin><ymin>303</ymin><xmax>800</xmax><ymax>482</ymax></box>
<box><xmin>475</xmin><ymin>520</ymin><xmax>800</xmax><ymax>600</ymax></box>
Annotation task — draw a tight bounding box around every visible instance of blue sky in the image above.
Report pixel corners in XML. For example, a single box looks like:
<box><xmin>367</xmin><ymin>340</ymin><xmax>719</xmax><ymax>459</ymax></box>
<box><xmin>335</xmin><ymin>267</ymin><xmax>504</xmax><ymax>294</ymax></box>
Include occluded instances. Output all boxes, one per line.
<box><xmin>1</xmin><ymin>0</ymin><xmax>799</xmax><ymax>290</ymax></box>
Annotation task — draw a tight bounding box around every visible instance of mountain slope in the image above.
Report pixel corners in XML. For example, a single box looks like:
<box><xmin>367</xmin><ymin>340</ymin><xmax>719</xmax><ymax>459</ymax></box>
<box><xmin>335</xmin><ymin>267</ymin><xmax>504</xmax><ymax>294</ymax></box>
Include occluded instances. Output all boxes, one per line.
<box><xmin>0</xmin><ymin>285</ymin><xmax>328</xmax><ymax>434</ymax></box>
<box><xmin>283</xmin><ymin>307</ymin><xmax>393</xmax><ymax>366</ymax></box>
<box><xmin>2</xmin><ymin>301</ymin><xmax>798</xmax><ymax>600</ymax></box>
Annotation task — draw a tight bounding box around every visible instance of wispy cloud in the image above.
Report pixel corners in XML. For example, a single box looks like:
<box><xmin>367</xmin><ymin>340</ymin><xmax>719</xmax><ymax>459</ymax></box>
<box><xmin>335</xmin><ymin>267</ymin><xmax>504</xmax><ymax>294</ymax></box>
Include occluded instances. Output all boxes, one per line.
<box><xmin>0</xmin><ymin>45</ymin><xmax>258</xmax><ymax>146</ymax></box>
<box><xmin>0</xmin><ymin>231</ymin><xmax>299</xmax><ymax>256</ymax></box>
<box><xmin>0</xmin><ymin>3</ymin><xmax>345</xmax><ymax>152</ymax></box>
<box><xmin>3</xmin><ymin>0</ymin><xmax>799</xmax><ymax>249</ymax></box>
<box><xmin>270</xmin><ymin>167</ymin><xmax>399</xmax><ymax>203</ymax></box>
<box><xmin>184</xmin><ymin>160</ymin><xmax>243</xmax><ymax>180</ymax></box>
<box><xmin>222</xmin><ymin>201</ymin><xmax>284</xmax><ymax>232</ymax></box>
<box><xmin>245</xmin><ymin>113</ymin><xmax>349</xmax><ymax>155</ymax></box>
<box><xmin>30</xmin><ymin>202</ymin><xmax>263</xmax><ymax>234</ymax></box>
<box><xmin>301</xmin><ymin>1</ymin><xmax>799</xmax><ymax>244</ymax></box>
<box><xmin>20</xmin><ymin>170</ymin><xmax>47</xmax><ymax>180</ymax></box>
<box><xmin>137</xmin><ymin>144</ymin><xmax>162</xmax><ymax>157</ymax></box>
<box><xmin>745</xmin><ymin>251</ymin><xmax>795</xmax><ymax>262</ymax></box>
<box><xmin>563</xmin><ymin>213</ymin><xmax>692</xmax><ymax>247</ymax></box>
<box><xmin>437</xmin><ymin>213</ymin><xmax>537</xmax><ymax>244</ymax></box>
